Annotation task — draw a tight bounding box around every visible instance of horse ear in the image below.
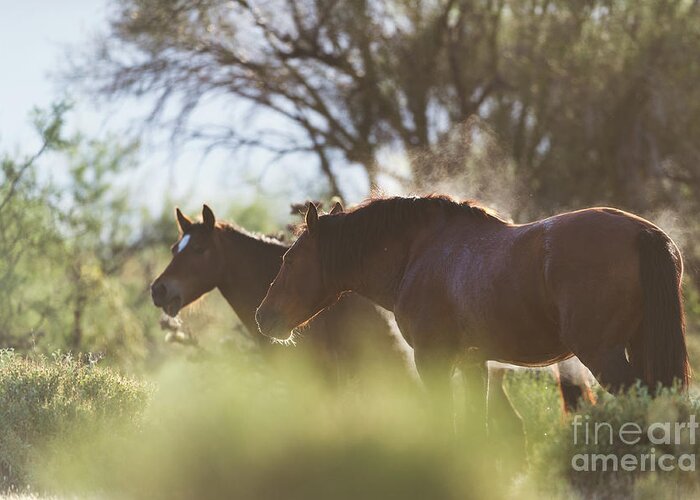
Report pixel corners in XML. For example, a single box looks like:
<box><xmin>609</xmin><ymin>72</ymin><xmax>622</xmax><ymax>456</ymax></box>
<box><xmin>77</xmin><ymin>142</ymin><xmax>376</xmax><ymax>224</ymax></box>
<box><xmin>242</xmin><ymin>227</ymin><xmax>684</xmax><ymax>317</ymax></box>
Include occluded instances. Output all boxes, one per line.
<box><xmin>306</xmin><ymin>202</ymin><xmax>319</xmax><ymax>232</ymax></box>
<box><xmin>202</xmin><ymin>204</ymin><xmax>216</xmax><ymax>230</ymax></box>
<box><xmin>329</xmin><ymin>201</ymin><xmax>344</xmax><ymax>215</ymax></box>
<box><xmin>176</xmin><ymin>207</ymin><xmax>193</xmax><ymax>233</ymax></box>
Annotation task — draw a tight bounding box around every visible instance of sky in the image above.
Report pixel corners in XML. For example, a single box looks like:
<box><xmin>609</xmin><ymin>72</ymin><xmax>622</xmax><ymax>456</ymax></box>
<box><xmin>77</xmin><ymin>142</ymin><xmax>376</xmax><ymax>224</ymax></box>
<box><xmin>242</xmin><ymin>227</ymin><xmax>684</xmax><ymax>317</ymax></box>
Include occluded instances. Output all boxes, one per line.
<box><xmin>0</xmin><ymin>1</ymin><xmax>101</xmax><ymax>148</ymax></box>
<box><xmin>0</xmin><ymin>0</ymin><xmax>371</xmax><ymax>220</ymax></box>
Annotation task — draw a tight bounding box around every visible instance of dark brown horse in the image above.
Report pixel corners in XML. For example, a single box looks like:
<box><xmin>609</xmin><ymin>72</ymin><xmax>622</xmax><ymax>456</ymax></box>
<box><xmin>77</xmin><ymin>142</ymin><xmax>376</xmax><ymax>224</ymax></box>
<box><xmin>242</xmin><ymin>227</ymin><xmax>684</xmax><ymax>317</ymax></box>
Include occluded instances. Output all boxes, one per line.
<box><xmin>150</xmin><ymin>205</ymin><xmax>410</xmax><ymax>380</ymax></box>
<box><xmin>256</xmin><ymin>196</ymin><xmax>690</xmax><ymax>406</ymax></box>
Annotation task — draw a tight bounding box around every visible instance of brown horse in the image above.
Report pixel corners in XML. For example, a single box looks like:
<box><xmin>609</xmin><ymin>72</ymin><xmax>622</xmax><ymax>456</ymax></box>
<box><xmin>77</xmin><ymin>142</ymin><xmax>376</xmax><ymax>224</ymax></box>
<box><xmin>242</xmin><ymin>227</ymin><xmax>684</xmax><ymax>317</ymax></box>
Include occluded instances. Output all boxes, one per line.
<box><xmin>256</xmin><ymin>195</ymin><xmax>690</xmax><ymax>406</ymax></box>
<box><xmin>151</xmin><ymin>204</ymin><xmax>591</xmax><ymax>444</ymax></box>
<box><xmin>150</xmin><ymin>205</ymin><xmax>410</xmax><ymax>380</ymax></box>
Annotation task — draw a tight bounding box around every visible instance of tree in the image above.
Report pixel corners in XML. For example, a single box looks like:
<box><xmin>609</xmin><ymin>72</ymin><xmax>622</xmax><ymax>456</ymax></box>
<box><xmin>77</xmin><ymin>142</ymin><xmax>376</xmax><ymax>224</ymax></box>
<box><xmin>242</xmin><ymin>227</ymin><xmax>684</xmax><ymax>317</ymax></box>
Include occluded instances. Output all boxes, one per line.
<box><xmin>71</xmin><ymin>0</ymin><xmax>506</xmax><ymax>196</ymax></box>
<box><xmin>0</xmin><ymin>104</ymin><xmax>71</xmax><ymax>349</ymax></box>
<box><xmin>71</xmin><ymin>0</ymin><xmax>700</xmax><ymax>295</ymax></box>
<box><xmin>0</xmin><ymin>105</ymin><xmax>175</xmax><ymax>366</ymax></box>
<box><xmin>72</xmin><ymin>1</ymin><xmax>700</xmax><ymax>209</ymax></box>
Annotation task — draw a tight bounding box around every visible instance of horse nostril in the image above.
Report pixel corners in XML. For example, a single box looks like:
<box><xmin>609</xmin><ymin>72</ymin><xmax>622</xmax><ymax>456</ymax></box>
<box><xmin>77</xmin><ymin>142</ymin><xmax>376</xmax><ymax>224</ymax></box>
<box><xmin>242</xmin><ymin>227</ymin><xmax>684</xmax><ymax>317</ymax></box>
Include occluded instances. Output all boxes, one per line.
<box><xmin>151</xmin><ymin>282</ymin><xmax>168</xmax><ymax>305</ymax></box>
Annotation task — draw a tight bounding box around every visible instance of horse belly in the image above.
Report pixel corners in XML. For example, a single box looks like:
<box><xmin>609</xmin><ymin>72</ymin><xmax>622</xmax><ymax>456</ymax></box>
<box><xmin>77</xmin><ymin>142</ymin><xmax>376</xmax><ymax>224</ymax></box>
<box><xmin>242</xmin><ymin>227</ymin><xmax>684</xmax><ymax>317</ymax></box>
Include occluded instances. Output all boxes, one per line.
<box><xmin>470</xmin><ymin>312</ymin><xmax>567</xmax><ymax>366</ymax></box>
<box><xmin>487</xmin><ymin>328</ymin><xmax>569</xmax><ymax>366</ymax></box>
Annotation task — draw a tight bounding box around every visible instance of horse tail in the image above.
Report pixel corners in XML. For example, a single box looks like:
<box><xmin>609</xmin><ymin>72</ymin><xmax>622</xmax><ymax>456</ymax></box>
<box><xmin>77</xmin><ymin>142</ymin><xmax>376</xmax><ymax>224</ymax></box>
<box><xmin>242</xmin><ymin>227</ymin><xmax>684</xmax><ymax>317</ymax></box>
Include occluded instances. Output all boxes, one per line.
<box><xmin>636</xmin><ymin>227</ymin><xmax>690</xmax><ymax>390</ymax></box>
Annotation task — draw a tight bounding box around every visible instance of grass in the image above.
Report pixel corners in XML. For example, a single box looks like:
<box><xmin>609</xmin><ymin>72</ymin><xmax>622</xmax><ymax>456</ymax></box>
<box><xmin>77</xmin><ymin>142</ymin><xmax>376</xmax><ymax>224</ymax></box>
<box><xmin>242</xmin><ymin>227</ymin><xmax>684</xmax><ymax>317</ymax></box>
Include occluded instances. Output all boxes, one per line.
<box><xmin>37</xmin><ymin>353</ymin><xmax>523</xmax><ymax>499</ymax></box>
<box><xmin>1</xmin><ymin>347</ymin><xmax>699</xmax><ymax>499</ymax></box>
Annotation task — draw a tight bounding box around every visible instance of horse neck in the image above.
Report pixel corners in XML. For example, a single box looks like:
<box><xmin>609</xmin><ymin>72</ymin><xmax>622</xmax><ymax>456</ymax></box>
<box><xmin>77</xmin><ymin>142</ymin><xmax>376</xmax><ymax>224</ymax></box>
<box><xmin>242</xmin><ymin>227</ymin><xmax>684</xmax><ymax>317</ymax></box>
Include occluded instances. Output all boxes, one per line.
<box><xmin>215</xmin><ymin>227</ymin><xmax>287</xmax><ymax>335</ymax></box>
<box><xmin>330</xmin><ymin>216</ymin><xmax>433</xmax><ymax>312</ymax></box>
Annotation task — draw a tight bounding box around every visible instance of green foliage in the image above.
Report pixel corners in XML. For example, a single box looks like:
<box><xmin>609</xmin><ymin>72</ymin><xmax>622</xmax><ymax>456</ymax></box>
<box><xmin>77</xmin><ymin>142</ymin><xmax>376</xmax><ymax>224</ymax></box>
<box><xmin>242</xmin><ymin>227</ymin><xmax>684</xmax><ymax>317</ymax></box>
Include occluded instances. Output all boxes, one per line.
<box><xmin>38</xmin><ymin>354</ymin><xmax>525</xmax><ymax>500</ymax></box>
<box><xmin>80</xmin><ymin>1</ymin><xmax>700</xmax><ymax>208</ymax></box>
<box><xmin>0</xmin><ymin>348</ymin><xmax>697</xmax><ymax>499</ymax></box>
<box><xmin>0</xmin><ymin>105</ymin><xmax>71</xmax><ymax>351</ymax></box>
<box><xmin>0</xmin><ymin>105</ymin><xmax>175</xmax><ymax>367</ymax></box>
<box><xmin>4</xmin><ymin>3</ymin><xmax>700</xmax><ymax>495</ymax></box>
<box><xmin>0</xmin><ymin>350</ymin><xmax>149</xmax><ymax>491</ymax></box>
<box><xmin>518</xmin><ymin>373</ymin><xmax>700</xmax><ymax>498</ymax></box>
<box><xmin>0</xmin><ymin>354</ymin><xmax>685</xmax><ymax>500</ymax></box>
<box><xmin>0</xmin><ymin>103</ymin><xmax>306</xmax><ymax>370</ymax></box>
<box><xmin>504</xmin><ymin>369</ymin><xmax>568</xmax><ymax>449</ymax></box>
<box><xmin>498</xmin><ymin>369</ymin><xmax>700</xmax><ymax>498</ymax></box>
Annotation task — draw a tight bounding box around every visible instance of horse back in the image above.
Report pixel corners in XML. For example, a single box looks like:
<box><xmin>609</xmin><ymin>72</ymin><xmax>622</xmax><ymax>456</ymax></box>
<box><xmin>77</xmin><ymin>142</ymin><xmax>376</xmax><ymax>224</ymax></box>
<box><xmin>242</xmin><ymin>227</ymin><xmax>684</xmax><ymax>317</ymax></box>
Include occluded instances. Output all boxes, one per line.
<box><xmin>542</xmin><ymin>207</ymin><xmax>652</xmax><ymax>300</ymax></box>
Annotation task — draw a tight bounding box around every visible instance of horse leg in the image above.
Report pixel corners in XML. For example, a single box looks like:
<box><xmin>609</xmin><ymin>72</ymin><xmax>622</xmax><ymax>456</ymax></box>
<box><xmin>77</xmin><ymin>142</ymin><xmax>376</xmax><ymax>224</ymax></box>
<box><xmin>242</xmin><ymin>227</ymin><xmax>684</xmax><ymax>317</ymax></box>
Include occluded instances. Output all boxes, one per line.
<box><xmin>575</xmin><ymin>345</ymin><xmax>639</xmax><ymax>394</ymax></box>
<box><xmin>560</xmin><ymin>305</ymin><xmax>641</xmax><ymax>395</ymax></box>
<box><xmin>487</xmin><ymin>366</ymin><xmax>525</xmax><ymax>437</ymax></box>
<box><xmin>413</xmin><ymin>345</ymin><xmax>457</xmax><ymax>431</ymax></box>
<box><xmin>459</xmin><ymin>361</ymin><xmax>487</xmax><ymax>433</ymax></box>
<box><xmin>486</xmin><ymin>364</ymin><xmax>526</xmax><ymax>464</ymax></box>
<box><xmin>556</xmin><ymin>359</ymin><xmax>596</xmax><ymax>412</ymax></box>
<box><xmin>559</xmin><ymin>378</ymin><xmax>585</xmax><ymax>412</ymax></box>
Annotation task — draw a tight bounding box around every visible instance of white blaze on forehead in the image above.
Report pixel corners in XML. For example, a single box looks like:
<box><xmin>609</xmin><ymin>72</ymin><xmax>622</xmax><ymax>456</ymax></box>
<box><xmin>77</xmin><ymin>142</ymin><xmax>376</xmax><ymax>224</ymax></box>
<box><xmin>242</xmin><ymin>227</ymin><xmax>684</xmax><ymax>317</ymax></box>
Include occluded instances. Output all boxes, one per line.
<box><xmin>177</xmin><ymin>234</ymin><xmax>191</xmax><ymax>254</ymax></box>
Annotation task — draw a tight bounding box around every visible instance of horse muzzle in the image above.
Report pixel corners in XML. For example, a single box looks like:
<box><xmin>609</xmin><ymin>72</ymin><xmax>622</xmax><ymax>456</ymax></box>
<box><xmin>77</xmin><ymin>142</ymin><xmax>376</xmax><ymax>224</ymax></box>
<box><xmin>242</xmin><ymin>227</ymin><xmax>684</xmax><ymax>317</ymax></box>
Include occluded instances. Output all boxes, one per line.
<box><xmin>255</xmin><ymin>308</ymin><xmax>292</xmax><ymax>340</ymax></box>
<box><xmin>151</xmin><ymin>281</ymin><xmax>183</xmax><ymax>318</ymax></box>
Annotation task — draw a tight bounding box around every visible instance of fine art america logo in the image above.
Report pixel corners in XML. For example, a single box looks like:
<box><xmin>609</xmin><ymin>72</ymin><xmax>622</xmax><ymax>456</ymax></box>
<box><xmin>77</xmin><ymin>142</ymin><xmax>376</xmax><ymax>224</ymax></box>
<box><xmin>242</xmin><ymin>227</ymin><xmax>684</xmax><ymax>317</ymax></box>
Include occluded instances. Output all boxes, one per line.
<box><xmin>571</xmin><ymin>415</ymin><xmax>698</xmax><ymax>472</ymax></box>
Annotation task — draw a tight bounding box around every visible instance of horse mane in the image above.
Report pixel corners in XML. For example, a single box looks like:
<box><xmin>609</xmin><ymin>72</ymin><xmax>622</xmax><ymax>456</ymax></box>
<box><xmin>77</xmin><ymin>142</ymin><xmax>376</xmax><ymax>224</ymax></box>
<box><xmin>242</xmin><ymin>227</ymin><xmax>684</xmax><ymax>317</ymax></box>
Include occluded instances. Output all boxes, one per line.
<box><xmin>313</xmin><ymin>194</ymin><xmax>505</xmax><ymax>286</ymax></box>
<box><xmin>296</xmin><ymin>194</ymin><xmax>502</xmax><ymax>233</ymax></box>
<box><xmin>351</xmin><ymin>194</ymin><xmax>503</xmax><ymax>222</ymax></box>
<box><xmin>214</xmin><ymin>221</ymin><xmax>288</xmax><ymax>248</ymax></box>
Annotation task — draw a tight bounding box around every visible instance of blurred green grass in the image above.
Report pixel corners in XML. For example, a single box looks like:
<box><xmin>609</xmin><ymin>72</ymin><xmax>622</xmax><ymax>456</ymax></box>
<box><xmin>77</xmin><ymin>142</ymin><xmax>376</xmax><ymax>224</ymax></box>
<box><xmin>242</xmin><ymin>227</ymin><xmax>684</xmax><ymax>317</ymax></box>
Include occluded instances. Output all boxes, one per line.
<box><xmin>37</xmin><ymin>352</ymin><xmax>525</xmax><ymax>500</ymax></box>
<box><xmin>2</xmin><ymin>347</ymin><xmax>699</xmax><ymax>499</ymax></box>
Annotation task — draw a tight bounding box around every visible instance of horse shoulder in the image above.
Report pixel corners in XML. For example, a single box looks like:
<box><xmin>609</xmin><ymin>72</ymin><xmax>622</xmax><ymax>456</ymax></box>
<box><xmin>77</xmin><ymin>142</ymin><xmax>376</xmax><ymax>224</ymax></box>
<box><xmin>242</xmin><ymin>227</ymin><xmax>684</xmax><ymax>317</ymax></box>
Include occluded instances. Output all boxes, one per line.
<box><xmin>392</xmin><ymin>229</ymin><xmax>464</xmax><ymax>332</ymax></box>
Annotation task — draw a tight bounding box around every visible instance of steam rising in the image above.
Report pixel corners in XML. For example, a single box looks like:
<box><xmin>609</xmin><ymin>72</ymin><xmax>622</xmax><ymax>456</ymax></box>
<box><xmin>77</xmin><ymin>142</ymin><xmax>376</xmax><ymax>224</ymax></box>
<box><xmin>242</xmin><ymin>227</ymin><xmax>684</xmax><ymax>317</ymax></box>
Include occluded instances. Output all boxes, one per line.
<box><xmin>376</xmin><ymin>117</ymin><xmax>523</xmax><ymax>221</ymax></box>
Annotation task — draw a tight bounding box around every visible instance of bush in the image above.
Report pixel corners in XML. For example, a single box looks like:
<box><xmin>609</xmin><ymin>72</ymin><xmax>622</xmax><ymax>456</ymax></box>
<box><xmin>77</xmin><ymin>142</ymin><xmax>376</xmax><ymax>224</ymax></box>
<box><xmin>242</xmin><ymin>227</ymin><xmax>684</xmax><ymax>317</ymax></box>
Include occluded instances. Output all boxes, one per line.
<box><xmin>531</xmin><ymin>380</ymin><xmax>700</xmax><ymax>498</ymax></box>
<box><xmin>38</xmin><ymin>353</ymin><xmax>529</xmax><ymax>500</ymax></box>
<box><xmin>0</xmin><ymin>350</ymin><xmax>149</xmax><ymax>491</ymax></box>
<box><xmin>4</xmin><ymin>348</ymin><xmax>699</xmax><ymax>499</ymax></box>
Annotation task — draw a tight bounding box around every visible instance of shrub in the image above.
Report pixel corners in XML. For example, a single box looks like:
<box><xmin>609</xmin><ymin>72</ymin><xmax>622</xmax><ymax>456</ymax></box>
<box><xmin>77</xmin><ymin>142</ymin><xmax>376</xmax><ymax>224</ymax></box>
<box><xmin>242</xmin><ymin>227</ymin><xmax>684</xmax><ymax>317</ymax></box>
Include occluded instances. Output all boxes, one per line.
<box><xmin>39</xmin><ymin>353</ymin><xmax>528</xmax><ymax>500</ymax></box>
<box><xmin>0</xmin><ymin>350</ymin><xmax>149</xmax><ymax>491</ymax></box>
<box><xmin>5</xmin><ymin>348</ymin><xmax>699</xmax><ymax>499</ymax></box>
<box><xmin>532</xmin><ymin>380</ymin><xmax>700</xmax><ymax>498</ymax></box>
